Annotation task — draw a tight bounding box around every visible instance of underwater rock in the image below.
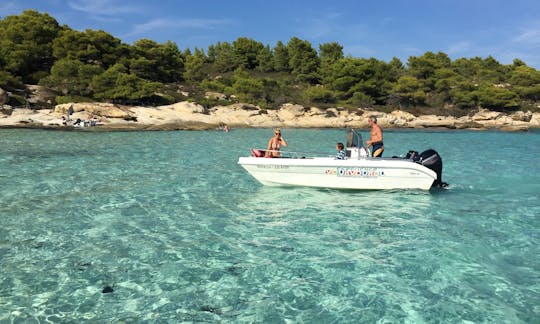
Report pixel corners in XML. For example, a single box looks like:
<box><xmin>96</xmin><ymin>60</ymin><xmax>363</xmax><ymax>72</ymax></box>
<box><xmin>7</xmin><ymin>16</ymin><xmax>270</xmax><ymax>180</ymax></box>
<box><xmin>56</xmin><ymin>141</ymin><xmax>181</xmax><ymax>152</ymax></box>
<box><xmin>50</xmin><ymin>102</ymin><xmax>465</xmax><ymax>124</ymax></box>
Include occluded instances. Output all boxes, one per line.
<box><xmin>102</xmin><ymin>286</ymin><xmax>114</xmax><ymax>293</ymax></box>
<box><xmin>200</xmin><ymin>305</ymin><xmax>222</xmax><ymax>315</ymax></box>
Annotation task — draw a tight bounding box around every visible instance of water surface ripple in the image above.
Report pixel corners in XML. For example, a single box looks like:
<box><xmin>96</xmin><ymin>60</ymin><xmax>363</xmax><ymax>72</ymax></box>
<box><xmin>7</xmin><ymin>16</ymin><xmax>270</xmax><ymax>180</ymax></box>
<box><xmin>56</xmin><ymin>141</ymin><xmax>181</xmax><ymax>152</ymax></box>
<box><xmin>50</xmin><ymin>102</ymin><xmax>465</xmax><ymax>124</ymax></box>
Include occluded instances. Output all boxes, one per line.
<box><xmin>0</xmin><ymin>129</ymin><xmax>538</xmax><ymax>323</ymax></box>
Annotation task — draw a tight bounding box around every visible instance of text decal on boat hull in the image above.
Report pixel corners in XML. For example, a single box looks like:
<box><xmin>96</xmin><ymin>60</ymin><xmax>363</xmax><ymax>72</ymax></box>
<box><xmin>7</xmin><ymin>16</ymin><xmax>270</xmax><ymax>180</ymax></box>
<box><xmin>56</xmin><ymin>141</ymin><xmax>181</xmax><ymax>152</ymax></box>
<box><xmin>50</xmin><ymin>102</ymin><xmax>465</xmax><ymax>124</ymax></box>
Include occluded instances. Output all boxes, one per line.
<box><xmin>325</xmin><ymin>167</ymin><xmax>385</xmax><ymax>177</ymax></box>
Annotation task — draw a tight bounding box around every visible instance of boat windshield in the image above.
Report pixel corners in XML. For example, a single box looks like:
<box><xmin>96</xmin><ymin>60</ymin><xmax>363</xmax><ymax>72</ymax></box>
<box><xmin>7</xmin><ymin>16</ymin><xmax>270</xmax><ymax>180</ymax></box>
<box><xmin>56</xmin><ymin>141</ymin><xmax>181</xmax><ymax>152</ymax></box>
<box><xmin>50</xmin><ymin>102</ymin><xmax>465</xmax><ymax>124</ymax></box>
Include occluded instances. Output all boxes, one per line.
<box><xmin>346</xmin><ymin>129</ymin><xmax>364</xmax><ymax>148</ymax></box>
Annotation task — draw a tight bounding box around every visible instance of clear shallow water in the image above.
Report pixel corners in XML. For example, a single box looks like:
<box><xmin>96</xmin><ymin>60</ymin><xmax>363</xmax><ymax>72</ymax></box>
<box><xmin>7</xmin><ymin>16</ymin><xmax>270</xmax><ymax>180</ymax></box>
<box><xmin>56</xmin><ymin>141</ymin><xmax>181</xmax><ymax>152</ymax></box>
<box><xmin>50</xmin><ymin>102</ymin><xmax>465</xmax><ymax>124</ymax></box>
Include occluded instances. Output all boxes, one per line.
<box><xmin>0</xmin><ymin>128</ymin><xmax>538</xmax><ymax>323</ymax></box>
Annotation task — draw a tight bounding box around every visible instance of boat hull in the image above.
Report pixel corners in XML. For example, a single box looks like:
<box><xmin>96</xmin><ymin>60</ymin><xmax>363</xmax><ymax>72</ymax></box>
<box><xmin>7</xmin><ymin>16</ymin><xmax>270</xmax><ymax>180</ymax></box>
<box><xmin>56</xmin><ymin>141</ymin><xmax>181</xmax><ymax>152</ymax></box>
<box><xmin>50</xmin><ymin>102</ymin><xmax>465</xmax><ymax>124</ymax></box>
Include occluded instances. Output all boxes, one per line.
<box><xmin>238</xmin><ymin>157</ymin><xmax>437</xmax><ymax>190</ymax></box>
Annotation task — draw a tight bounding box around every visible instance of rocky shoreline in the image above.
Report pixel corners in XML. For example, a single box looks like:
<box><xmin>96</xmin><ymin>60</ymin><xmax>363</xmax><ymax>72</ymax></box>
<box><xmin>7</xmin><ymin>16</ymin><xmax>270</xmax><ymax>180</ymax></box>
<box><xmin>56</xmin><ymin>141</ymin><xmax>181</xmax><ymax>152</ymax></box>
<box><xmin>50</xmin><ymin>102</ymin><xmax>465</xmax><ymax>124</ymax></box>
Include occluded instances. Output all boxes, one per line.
<box><xmin>0</xmin><ymin>102</ymin><xmax>539</xmax><ymax>131</ymax></box>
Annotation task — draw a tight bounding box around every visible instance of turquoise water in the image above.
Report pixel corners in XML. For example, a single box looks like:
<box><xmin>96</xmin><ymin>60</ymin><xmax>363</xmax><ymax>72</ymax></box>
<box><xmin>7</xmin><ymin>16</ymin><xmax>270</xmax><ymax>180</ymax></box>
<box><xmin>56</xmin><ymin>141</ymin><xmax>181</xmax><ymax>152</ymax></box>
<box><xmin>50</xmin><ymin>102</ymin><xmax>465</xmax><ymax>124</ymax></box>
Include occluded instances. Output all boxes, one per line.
<box><xmin>0</xmin><ymin>128</ymin><xmax>538</xmax><ymax>323</ymax></box>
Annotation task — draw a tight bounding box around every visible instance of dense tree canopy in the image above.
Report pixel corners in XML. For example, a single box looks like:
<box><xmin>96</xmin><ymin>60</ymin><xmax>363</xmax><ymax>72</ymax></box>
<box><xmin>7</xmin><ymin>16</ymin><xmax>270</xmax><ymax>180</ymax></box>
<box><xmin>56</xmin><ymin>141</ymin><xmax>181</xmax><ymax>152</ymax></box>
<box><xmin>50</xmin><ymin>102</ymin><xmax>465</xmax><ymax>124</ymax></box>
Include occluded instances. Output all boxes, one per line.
<box><xmin>129</xmin><ymin>39</ymin><xmax>184</xmax><ymax>83</ymax></box>
<box><xmin>52</xmin><ymin>29</ymin><xmax>125</xmax><ymax>68</ymax></box>
<box><xmin>286</xmin><ymin>37</ymin><xmax>320</xmax><ymax>83</ymax></box>
<box><xmin>0</xmin><ymin>10</ymin><xmax>61</xmax><ymax>83</ymax></box>
<box><xmin>0</xmin><ymin>10</ymin><xmax>539</xmax><ymax>113</ymax></box>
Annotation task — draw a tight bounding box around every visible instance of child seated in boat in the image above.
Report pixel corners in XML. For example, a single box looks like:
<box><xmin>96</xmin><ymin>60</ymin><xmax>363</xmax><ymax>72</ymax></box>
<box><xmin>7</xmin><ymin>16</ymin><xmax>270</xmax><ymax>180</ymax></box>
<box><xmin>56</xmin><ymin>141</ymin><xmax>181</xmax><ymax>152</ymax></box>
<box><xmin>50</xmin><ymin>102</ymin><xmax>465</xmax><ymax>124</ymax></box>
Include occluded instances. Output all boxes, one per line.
<box><xmin>335</xmin><ymin>142</ymin><xmax>346</xmax><ymax>159</ymax></box>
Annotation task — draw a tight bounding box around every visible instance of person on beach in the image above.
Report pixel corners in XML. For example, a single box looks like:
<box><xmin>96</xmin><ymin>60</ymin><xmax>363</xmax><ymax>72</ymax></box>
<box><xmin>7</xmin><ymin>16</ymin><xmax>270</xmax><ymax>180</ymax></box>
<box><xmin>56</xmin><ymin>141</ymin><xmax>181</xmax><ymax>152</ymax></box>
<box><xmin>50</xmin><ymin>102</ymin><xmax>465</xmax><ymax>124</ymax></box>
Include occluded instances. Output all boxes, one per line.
<box><xmin>68</xmin><ymin>104</ymin><xmax>74</xmax><ymax>121</ymax></box>
<box><xmin>265</xmin><ymin>128</ymin><xmax>287</xmax><ymax>157</ymax></box>
<box><xmin>335</xmin><ymin>142</ymin><xmax>346</xmax><ymax>160</ymax></box>
<box><xmin>365</xmin><ymin>116</ymin><xmax>384</xmax><ymax>157</ymax></box>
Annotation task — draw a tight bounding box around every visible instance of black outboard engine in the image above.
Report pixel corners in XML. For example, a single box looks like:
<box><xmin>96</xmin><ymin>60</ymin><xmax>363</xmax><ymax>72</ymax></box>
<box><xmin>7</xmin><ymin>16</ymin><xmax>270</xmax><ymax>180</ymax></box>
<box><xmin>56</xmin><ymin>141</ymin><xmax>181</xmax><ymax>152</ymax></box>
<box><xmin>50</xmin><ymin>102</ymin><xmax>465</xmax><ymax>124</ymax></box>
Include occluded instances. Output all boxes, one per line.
<box><xmin>405</xmin><ymin>150</ymin><xmax>418</xmax><ymax>160</ymax></box>
<box><xmin>416</xmin><ymin>149</ymin><xmax>447</xmax><ymax>188</ymax></box>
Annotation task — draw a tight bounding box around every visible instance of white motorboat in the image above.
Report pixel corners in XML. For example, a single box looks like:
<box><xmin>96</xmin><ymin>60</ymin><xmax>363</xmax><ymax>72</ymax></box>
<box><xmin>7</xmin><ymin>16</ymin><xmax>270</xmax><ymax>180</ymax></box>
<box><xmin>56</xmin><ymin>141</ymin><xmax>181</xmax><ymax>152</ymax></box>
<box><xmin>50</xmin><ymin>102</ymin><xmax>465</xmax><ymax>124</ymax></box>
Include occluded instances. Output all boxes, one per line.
<box><xmin>238</xmin><ymin>129</ymin><xmax>446</xmax><ymax>190</ymax></box>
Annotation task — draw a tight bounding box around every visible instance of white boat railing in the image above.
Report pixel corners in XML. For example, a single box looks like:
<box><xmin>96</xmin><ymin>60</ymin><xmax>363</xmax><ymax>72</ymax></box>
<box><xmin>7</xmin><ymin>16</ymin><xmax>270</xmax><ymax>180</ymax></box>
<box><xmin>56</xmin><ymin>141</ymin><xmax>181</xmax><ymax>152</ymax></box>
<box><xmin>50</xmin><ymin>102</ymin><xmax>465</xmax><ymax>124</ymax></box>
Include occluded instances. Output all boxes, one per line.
<box><xmin>250</xmin><ymin>148</ymin><xmax>330</xmax><ymax>159</ymax></box>
<box><xmin>250</xmin><ymin>148</ymin><xmax>373</xmax><ymax>160</ymax></box>
<box><xmin>249</xmin><ymin>129</ymin><xmax>372</xmax><ymax>160</ymax></box>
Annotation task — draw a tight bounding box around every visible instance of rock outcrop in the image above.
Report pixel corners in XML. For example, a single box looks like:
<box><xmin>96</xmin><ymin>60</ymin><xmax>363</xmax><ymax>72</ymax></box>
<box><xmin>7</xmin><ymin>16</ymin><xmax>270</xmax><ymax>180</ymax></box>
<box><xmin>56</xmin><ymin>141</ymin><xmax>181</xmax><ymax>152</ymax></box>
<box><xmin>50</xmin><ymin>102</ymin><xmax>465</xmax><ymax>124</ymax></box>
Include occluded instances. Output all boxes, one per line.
<box><xmin>55</xmin><ymin>102</ymin><xmax>131</xmax><ymax>119</ymax></box>
<box><xmin>0</xmin><ymin>101</ymin><xmax>538</xmax><ymax>131</ymax></box>
<box><xmin>0</xmin><ymin>88</ymin><xmax>7</xmax><ymax>105</ymax></box>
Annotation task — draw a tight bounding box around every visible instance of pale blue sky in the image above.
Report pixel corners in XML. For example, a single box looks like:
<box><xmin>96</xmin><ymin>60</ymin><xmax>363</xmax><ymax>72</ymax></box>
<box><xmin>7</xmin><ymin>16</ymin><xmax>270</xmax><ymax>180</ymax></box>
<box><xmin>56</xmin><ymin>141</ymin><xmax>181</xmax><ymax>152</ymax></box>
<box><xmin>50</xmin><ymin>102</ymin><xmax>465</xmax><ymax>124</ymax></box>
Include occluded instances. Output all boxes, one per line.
<box><xmin>2</xmin><ymin>0</ymin><xmax>540</xmax><ymax>68</ymax></box>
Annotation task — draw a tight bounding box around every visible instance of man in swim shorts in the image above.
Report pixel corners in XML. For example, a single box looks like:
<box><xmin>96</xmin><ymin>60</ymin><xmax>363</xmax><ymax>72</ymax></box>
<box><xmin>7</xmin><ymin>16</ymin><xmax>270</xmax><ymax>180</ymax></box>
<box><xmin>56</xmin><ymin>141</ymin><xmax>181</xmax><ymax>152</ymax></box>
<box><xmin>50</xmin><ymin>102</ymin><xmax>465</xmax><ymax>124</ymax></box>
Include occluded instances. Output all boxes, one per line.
<box><xmin>365</xmin><ymin>116</ymin><xmax>384</xmax><ymax>157</ymax></box>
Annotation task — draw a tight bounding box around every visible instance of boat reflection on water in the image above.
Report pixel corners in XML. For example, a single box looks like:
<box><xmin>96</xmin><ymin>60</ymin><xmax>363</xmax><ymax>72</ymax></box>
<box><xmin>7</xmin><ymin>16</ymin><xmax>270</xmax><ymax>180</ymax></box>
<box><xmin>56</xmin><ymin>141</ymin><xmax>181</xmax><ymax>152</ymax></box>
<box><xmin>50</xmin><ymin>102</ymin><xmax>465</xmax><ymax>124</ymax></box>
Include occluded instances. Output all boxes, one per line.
<box><xmin>235</xmin><ymin>184</ymin><xmax>436</xmax><ymax>222</ymax></box>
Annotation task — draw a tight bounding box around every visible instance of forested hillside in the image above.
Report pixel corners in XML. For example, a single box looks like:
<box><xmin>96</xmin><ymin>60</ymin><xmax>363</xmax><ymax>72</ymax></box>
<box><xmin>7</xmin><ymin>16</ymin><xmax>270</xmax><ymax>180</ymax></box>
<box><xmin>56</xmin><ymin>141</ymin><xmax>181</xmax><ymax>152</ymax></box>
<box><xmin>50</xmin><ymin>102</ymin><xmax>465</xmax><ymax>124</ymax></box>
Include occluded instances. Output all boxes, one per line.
<box><xmin>1</xmin><ymin>10</ymin><xmax>539</xmax><ymax>116</ymax></box>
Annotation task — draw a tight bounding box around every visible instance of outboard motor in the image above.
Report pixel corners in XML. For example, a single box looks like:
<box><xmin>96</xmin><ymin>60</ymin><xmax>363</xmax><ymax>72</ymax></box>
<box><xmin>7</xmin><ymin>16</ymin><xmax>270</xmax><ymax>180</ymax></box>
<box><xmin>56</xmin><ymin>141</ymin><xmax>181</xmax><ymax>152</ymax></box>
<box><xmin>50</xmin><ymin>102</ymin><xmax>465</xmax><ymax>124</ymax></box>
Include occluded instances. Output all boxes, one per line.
<box><xmin>416</xmin><ymin>149</ymin><xmax>447</xmax><ymax>188</ymax></box>
<box><xmin>405</xmin><ymin>150</ymin><xmax>418</xmax><ymax>160</ymax></box>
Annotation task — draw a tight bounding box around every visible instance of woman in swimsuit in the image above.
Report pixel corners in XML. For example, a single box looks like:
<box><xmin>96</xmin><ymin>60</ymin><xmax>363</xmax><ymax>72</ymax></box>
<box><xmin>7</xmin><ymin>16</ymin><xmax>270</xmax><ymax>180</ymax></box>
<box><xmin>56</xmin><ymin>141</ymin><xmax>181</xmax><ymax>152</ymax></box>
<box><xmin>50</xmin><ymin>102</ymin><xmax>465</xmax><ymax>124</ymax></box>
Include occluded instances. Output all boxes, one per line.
<box><xmin>265</xmin><ymin>128</ymin><xmax>287</xmax><ymax>157</ymax></box>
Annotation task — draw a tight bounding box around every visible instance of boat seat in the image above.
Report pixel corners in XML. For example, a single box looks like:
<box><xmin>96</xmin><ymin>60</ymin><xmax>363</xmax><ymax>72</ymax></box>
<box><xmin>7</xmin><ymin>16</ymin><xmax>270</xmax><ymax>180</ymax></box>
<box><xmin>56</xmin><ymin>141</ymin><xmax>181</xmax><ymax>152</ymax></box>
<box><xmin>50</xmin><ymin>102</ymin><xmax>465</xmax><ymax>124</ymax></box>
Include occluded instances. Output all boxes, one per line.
<box><xmin>251</xmin><ymin>149</ymin><xmax>266</xmax><ymax>157</ymax></box>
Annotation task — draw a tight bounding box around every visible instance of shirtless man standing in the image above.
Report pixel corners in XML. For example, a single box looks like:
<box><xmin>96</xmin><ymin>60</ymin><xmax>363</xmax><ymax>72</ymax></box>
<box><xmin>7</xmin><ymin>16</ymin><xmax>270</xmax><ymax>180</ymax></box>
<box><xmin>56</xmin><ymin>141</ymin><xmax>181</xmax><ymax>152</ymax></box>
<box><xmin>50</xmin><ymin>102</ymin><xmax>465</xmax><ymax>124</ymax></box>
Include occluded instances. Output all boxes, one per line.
<box><xmin>365</xmin><ymin>116</ymin><xmax>384</xmax><ymax>157</ymax></box>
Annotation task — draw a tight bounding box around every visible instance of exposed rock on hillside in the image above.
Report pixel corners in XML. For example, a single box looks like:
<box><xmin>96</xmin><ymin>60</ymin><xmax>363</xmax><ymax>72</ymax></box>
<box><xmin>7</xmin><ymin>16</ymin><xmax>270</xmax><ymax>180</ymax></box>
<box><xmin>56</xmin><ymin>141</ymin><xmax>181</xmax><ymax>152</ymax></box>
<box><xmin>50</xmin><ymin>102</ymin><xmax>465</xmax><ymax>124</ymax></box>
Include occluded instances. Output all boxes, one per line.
<box><xmin>0</xmin><ymin>88</ymin><xmax>7</xmax><ymax>105</ymax></box>
<box><xmin>0</xmin><ymin>101</ymin><xmax>538</xmax><ymax>131</ymax></box>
